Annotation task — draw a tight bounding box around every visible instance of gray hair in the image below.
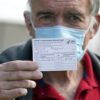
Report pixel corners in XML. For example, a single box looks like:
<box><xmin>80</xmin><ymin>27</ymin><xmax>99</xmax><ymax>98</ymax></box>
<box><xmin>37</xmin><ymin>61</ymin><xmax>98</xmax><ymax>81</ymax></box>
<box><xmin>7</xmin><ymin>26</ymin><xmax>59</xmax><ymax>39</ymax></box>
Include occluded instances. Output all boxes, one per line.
<box><xmin>90</xmin><ymin>0</ymin><xmax>100</xmax><ymax>15</ymax></box>
<box><xmin>28</xmin><ymin>0</ymin><xmax>100</xmax><ymax>16</ymax></box>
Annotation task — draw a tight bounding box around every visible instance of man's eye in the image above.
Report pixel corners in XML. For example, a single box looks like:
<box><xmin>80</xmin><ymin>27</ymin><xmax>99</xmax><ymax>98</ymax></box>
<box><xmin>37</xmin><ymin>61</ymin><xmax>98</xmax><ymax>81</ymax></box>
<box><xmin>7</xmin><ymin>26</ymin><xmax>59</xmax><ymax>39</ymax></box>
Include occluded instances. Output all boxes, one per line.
<box><xmin>65</xmin><ymin>14</ymin><xmax>82</xmax><ymax>22</ymax></box>
<box><xmin>70</xmin><ymin>16</ymin><xmax>81</xmax><ymax>21</ymax></box>
<box><xmin>39</xmin><ymin>15</ymin><xmax>53</xmax><ymax>21</ymax></box>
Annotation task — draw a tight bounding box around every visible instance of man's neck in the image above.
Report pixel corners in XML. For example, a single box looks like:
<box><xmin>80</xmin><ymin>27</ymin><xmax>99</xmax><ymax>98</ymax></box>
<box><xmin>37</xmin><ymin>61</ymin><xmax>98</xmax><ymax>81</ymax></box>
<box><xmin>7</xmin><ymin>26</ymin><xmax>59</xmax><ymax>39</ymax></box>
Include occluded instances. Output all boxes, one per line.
<box><xmin>43</xmin><ymin>62</ymin><xmax>84</xmax><ymax>100</ymax></box>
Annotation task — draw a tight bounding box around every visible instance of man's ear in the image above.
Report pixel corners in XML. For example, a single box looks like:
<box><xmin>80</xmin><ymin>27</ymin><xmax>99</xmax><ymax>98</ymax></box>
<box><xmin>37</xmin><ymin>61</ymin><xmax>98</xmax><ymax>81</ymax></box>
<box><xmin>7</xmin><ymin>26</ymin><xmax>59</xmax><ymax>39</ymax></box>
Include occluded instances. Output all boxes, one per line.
<box><xmin>83</xmin><ymin>15</ymin><xmax>100</xmax><ymax>48</ymax></box>
<box><xmin>23</xmin><ymin>11</ymin><xmax>34</xmax><ymax>37</ymax></box>
<box><xmin>91</xmin><ymin>15</ymin><xmax>100</xmax><ymax>38</ymax></box>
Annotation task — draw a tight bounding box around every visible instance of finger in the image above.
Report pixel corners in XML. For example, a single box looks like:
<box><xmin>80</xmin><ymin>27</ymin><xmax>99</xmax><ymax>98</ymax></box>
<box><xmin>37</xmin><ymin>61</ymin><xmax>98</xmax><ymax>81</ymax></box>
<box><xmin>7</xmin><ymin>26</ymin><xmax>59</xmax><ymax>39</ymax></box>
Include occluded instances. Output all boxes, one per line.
<box><xmin>0</xmin><ymin>80</ymin><xmax>36</xmax><ymax>90</ymax></box>
<box><xmin>0</xmin><ymin>70</ymin><xmax>43</xmax><ymax>81</ymax></box>
<box><xmin>0</xmin><ymin>88</ymin><xmax>27</xmax><ymax>99</ymax></box>
<box><xmin>0</xmin><ymin>61</ymin><xmax>38</xmax><ymax>71</ymax></box>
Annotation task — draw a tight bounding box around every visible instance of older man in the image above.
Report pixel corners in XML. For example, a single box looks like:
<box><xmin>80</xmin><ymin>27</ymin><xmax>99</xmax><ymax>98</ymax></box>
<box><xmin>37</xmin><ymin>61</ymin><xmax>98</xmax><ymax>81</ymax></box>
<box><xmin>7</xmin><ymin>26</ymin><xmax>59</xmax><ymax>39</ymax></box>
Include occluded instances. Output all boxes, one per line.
<box><xmin>0</xmin><ymin>0</ymin><xmax>100</xmax><ymax>100</ymax></box>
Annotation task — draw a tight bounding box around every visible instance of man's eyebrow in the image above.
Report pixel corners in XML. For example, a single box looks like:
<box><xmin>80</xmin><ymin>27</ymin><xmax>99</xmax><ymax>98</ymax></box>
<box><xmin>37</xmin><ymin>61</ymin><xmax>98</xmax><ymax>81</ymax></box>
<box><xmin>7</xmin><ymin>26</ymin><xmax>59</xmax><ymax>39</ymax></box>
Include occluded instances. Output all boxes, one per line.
<box><xmin>66</xmin><ymin>9</ymin><xmax>84</xmax><ymax>16</ymax></box>
<box><xmin>36</xmin><ymin>11</ymin><xmax>54</xmax><ymax>16</ymax></box>
<box><xmin>65</xmin><ymin>9</ymin><xmax>85</xmax><ymax>18</ymax></box>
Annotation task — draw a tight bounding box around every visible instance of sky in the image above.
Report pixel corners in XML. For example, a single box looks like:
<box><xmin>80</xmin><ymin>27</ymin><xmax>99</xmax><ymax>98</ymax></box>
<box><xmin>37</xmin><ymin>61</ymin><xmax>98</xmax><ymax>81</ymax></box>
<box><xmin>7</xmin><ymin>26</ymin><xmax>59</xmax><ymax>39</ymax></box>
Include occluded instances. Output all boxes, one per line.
<box><xmin>0</xmin><ymin>0</ymin><xmax>27</xmax><ymax>24</ymax></box>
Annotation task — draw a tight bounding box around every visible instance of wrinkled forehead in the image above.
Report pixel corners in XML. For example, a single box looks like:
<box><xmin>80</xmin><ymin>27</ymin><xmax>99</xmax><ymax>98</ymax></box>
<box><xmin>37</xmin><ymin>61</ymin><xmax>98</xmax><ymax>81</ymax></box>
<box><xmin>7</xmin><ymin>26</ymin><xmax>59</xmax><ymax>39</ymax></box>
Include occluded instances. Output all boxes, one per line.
<box><xmin>30</xmin><ymin>0</ymin><xmax>89</xmax><ymax>7</ymax></box>
<box><xmin>30</xmin><ymin>0</ymin><xmax>89</xmax><ymax>3</ymax></box>
<box><xmin>30</xmin><ymin>0</ymin><xmax>90</xmax><ymax>13</ymax></box>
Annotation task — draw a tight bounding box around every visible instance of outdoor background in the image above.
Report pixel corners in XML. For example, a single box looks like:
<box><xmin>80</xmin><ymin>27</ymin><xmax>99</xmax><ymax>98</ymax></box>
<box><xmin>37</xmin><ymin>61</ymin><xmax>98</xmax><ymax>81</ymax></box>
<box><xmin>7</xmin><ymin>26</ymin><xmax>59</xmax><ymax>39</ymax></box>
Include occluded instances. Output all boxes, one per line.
<box><xmin>0</xmin><ymin>0</ymin><xmax>100</xmax><ymax>56</ymax></box>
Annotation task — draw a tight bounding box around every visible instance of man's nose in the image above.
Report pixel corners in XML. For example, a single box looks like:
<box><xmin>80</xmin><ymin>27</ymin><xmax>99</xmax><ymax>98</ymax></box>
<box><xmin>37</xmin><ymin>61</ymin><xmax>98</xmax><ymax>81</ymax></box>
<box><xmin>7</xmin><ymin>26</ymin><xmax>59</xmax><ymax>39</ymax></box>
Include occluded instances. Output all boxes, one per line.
<box><xmin>55</xmin><ymin>17</ymin><xmax>66</xmax><ymax>26</ymax></box>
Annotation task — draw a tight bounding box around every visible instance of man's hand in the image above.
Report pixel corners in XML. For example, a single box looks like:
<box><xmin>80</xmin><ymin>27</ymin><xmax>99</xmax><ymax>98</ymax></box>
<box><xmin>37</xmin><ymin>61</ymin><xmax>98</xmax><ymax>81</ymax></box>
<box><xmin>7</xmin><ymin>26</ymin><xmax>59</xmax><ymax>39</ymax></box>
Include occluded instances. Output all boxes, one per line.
<box><xmin>0</xmin><ymin>61</ymin><xmax>43</xmax><ymax>100</ymax></box>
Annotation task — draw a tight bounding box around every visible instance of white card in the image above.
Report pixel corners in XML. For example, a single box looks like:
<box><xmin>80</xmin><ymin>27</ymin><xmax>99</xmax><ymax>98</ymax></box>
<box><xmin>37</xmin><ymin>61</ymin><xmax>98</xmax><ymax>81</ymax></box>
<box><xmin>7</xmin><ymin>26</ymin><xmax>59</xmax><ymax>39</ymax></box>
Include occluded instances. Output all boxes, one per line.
<box><xmin>32</xmin><ymin>38</ymin><xmax>77</xmax><ymax>71</ymax></box>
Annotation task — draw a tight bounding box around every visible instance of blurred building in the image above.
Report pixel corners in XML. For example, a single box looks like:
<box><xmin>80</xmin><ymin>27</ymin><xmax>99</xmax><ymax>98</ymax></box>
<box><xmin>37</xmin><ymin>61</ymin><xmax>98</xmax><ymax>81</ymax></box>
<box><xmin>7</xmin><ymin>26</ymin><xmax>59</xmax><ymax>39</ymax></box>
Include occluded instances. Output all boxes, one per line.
<box><xmin>0</xmin><ymin>22</ymin><xmax>30</xmax><ymax>52</ymax></box>
<box><xmin>0</xmin><ymin>0</ymin><xmax>30</xmax><ymax>52</ymax></box>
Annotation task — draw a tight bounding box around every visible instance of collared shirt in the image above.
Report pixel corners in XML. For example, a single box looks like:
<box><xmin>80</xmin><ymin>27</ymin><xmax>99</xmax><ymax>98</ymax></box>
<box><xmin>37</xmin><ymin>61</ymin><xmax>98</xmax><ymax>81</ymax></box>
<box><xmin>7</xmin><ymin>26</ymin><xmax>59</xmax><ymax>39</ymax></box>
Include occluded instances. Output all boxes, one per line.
<box><xmin>32</xmin><ymin>52</ymin><xmax>100</xmax><ymax>100</ymax></box>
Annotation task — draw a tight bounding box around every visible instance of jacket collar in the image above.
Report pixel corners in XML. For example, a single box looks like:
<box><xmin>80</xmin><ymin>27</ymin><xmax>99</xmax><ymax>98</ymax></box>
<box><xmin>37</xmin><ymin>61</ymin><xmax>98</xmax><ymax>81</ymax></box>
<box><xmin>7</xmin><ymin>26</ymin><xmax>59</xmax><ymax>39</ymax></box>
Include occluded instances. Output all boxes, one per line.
<box><xmin>20</xmin><ymin>39</ymin><xmax>32</xmax><ymax>61</ymax></box>
<box><xmin>88</xmin><ymin>51</ymin><xmax>100</xmax><ymax>82</ymax></box>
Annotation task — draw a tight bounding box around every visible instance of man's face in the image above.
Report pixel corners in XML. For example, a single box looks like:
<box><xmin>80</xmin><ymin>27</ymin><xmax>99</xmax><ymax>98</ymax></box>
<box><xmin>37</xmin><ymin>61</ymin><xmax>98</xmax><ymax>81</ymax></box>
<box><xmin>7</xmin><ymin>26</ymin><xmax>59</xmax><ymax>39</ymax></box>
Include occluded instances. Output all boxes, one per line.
<box><xmin>27</xmin><ymin>0</ymin><xmax>95</xmax><ymax>48</ymax></box>
<box><xmin>31</xmin><ymin>0</ymin><xmax>90</xmax><ymax>29</ymax></box>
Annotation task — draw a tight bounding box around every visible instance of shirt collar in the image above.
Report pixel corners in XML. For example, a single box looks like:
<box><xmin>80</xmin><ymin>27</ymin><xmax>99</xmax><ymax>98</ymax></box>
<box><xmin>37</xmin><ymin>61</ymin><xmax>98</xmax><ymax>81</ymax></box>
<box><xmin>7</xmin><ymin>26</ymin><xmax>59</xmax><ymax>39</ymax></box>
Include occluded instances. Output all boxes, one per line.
<box><xmin>33</xmin><ymin>80</ymin><xmax>65</xmax><ymax>100</ymax></box>
<box><xmin>82</xmin><ymin>51</ymin><xmax>99</xmax><ymax>87</ymax></box>
<box><xmin>75</xmin><ymin>51</ymin><xmax>99</xmax><ymax>99</ymax></box>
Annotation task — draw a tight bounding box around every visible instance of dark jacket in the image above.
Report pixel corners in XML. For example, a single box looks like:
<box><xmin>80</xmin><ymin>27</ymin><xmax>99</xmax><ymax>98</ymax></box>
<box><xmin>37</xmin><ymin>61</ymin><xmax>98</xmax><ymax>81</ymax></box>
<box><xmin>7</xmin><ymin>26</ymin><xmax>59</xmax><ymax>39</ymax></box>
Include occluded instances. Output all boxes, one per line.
<box><xmin>0</xmin><ymin>39</ymin><xmax>100</xmax><ymax>100</ymax></box>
